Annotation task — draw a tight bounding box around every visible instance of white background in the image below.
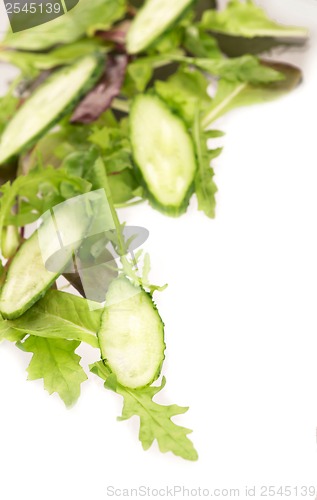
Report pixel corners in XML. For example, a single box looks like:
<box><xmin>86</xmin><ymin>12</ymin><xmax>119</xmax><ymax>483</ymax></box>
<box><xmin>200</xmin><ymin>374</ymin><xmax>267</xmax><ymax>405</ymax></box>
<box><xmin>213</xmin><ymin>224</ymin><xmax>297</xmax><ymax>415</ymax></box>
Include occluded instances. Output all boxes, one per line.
<box><xmin>0</xmin><ymin>1</ymin><xmax>317</xmax><ymax>499</ymax></box>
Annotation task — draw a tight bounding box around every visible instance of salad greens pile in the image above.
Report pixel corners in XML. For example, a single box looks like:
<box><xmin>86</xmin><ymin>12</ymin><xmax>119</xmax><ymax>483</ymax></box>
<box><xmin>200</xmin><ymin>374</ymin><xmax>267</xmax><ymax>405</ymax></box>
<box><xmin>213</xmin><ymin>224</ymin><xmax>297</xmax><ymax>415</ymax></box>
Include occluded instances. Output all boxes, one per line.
<box><xmin>0</xmin><ymin>0</ymin><xmax>308</xmax><ymax>461</ymax></box>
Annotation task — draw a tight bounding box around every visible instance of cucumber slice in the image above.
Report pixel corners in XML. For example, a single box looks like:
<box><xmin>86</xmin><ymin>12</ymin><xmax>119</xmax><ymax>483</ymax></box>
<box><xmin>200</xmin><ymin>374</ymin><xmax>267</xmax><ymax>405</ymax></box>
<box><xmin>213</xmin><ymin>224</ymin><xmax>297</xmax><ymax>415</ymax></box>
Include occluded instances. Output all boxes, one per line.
<box><xmin>98</xmin><ymin>278</ymin><xmax>165</xmax><ymax>389</ymax></box>
<box><xmin>0</xmin><ymin>198</ymin><xmax>91</xmax><ymax>319</ymax></box>
<box><xmin>0</xmin><ymin>54</ymin><xmax>103</xmax><ymax>165</ymax></box>
<box><xmin>127</xmin><ymin>0</ymin><xmax>193</xmax><ymax>54</ymax></box>
<box><xmin>130</xmin><ymin>94</ymin><xmax>197</xmax><ymax>216</ymax></box>
<box><xmin>0</xmin><ymin>230</ymin><xmax>60</xmax><ymax>320</ymax></box>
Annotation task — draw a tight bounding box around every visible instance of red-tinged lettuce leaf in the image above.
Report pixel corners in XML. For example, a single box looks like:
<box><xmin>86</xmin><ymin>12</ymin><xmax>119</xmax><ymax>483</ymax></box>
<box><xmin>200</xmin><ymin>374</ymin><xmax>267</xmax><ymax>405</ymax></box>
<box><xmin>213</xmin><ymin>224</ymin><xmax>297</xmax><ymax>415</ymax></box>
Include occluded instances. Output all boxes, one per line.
<box><xmin>96</xmin><ymin>21</ymin><xmax>132</xmax><ymax>46</ymax></box>
<box><xmin>71</xmin><ymin>55</ymin><xmax>128</xmax><ymax>124</ymax></box>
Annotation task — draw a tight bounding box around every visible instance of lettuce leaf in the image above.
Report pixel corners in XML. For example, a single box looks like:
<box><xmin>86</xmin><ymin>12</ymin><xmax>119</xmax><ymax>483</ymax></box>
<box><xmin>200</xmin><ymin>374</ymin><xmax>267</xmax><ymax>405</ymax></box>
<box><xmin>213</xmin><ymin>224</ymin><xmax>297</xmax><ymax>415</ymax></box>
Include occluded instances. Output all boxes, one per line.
<box><xmin>202</xmin><ymin>60</ymin><xmax>302</xmax><ymax>127</ymax></box>
<box><xmin>18</xmin><ymin>336</ymin><xmax>87</xmax><ymax>407</ymax></box>
<box><xmin>91</xmin><ymin>361</ymin><xmax>198</xmax><ymax>461</ymax></box>
<box><xmin>178</xmin><ymin>54</ymin><xmax>284</xmax><ymax>84</ymax></box>
<box><xmin>193</xmin><ymin>120</ymin><xmax>220</xmax><ymax>218</ymax></box>
<box><xmin>7</xmin><ymin>290</ymin><xmax>101</xmax><ymax>348</ymax></box>
<box><xmin>155</xmin><ymin>67</ymin><xmax>211</xmax><ymax>124</ymax></box>
<box><xmin>202</xmin><ymin>0</ymin><xmax>308</xmax><ymax>39</ymax></box>
<box><xmin>0</xmin><ymin>166</ymin><xmax>91</xmax><ymax>245</ymax></box>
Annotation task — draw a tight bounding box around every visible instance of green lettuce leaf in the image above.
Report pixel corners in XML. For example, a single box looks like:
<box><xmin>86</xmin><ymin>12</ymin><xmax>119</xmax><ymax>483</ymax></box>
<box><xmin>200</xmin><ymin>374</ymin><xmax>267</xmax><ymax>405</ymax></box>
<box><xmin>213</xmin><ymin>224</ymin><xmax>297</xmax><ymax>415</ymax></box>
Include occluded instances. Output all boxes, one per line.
<box><xmin>122</xmin><ymin>52</ymin><xmax>183</xmax><ymax>97</ymax></box>
<box><xmin>7</xmin><ymin>290</ymin><xmax>101</xmax><ymax>348</ymax></box>
<box><xmin>0</xmin><ymin>91</ymin><xmax>20</xmax><ymax>136</ymax></box>
<box><xmin>3</xmin><ymin>0</ymin><xmax>126</xmax><ymax>51</ymax></box>
<box><xmin>184</xmin><ymin>25</ymin><xmax>221</xmax><ymax>58</ymax></box>
<box><xmin>201</xmin><ymin>0</ymin><xmax>308</xmax><ymax>39</ymax></box>
<box><xmin>18</xmin><ymin>336</ymin><xmax>88</xmax><ymax>407</ymax></box>
<box><xmin>155</xmin><ymin>66</ymin><xmax>211</xmax><ymax>124</ymax></box>
<box><xmin>178</xmin><ymin>54</ymin><xmax>284</xmax><ymax>84</ymax></box>
<box><xmin>0</xmin><ymin>166</ymin><xmax>91</xmax><ymax>245</ymax></box>
<box><xmin>91</xmin><ymin>361</ymin><xmax>198</xmax><ymax>461</ymax></box>
<box><xmin>108</xmin><ymin>170</ymin><xmax>139</xmax><ymax>205</ymax></box>
<box><xmin>0</xmin><ymin>40</ymin><xmax>107</xmax><ymax>78</ymax></box>
<box><xmin>201</xmin><ymin>60</ymin><xmax>302</xmax><ymax>128</ymax></box>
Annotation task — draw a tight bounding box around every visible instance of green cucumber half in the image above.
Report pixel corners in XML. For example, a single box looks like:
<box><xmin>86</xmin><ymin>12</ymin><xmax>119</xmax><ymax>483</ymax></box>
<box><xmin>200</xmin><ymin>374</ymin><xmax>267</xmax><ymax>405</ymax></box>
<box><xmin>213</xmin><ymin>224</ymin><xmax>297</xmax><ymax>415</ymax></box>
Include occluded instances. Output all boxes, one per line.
<box><xmin>130</xmin><ymin>94</ymin><xmax>197</xmax><ymax>216</ymax></box>
<box><xmin>0</xmin><ymin>54</ymin><xmax>103</xmax><ymax>165</ymax></box>
<box><xmin>97</xmin><ymin>277</ymin><xmax>165</xmax><ymax>389</ymax></box>
<box><xmin>0</xmin><ymin>197</ymin><xmax>91</xmax><ymax>319</ymax></box>
<box><xmin>127</xmin><ymin>0</ymin><xmax>193</xmax><ymax>54</ymax></box>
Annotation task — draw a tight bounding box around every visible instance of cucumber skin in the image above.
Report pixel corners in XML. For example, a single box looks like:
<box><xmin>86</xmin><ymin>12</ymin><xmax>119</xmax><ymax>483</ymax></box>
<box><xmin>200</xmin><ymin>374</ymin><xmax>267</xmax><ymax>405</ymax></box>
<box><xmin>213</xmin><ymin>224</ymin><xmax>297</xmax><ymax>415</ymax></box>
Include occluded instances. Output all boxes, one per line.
<box><xmin>0</xmin><ymin>232</ymin><xmax>59</xmax><ymax>320</ymax></box>
<box><xmin>141</xmin><ymin>290</ymin><xmax>165</xmax><ymax>386</ymax></box>
<box><xmin>127</xmin><ymin>0</ymin><xmax>195</xmax><ymax>54</ymax></box>
<box><xmin>0</xmin><ymin>281</ymin><xmax>55</xmax><ymax>320</ymax></box>
<box><xmin>130</xmin><ymin>94</ymin><xmax>196</xmax><ymax>217</ymax></box>
<box><xmin>134</xmin><ymin>165</ymin><xmax>195</xmax><ymax>217</ymax></box>
<box><xmin>98</xmin><ymin>278</ymin><xmax>166</xmax><ymax>389</ymax></box>
<box><xmin>0</xmin><ymin>54</ymin><xmax>104</xmax><ymax>166</ymax></box>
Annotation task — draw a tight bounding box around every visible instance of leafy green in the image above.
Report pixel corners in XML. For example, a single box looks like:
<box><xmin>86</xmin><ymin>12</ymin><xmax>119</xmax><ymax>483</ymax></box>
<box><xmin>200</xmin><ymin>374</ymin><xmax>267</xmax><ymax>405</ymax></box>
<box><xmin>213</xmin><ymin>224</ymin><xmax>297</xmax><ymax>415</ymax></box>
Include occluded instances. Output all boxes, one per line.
<box><xmin>0</xmin><ymin>40</ymin><xmax>107</xmax><ymax>78</ymax></box>
<box><xmin>0</xmin><ymin>166</ymin><xmax>91</xmax><ymax>244</ymax></box>
<box><xmin>19</xmin><ymin>123</ymin><xmax>92</xmax><ymax>173</ymax></box>
<box><xmin>122</xmin><ymin>52</ymin><xmax>183</xmax><ymax>97</ymax></box>
<box><xmin>193</xmin><ymin>116</ymin><xmax>219</xmax><ymax>218</ymax></box>
<box><xmin>0</xmin><ymin>317</ymin><xmax>24</xmax><ymax>343</ymax></box>
<box><xmin>18</xmin><ymin>336</ymin><xmax>87</xmax><ymax>407</ymax></box>
<box><xmin>0</xmin><ymin>91</ymin><xmax>20</xmax><ymax>136</ymax></box>
<box><xmin>91</xmin><ymin>362</ymin><xmax>198</xmax><ymax>461</ymax></box>
<box><xmin>89</xmin><ymin>119</ymin><xmax>134</xmax><ymax>174</ymax></box>
<box><xmin>3</xmin><ymin>0</ymin><xmax>127</xmax><ymax>51</ymax></box>
<box><xmin>0</xmin><ymin>0</ymin><xmax>309</xmax><ymax>462</ymax></box>
<box><xmin>184</xmin><ymin>25</ymin><xmax>221</xmax><ymax>58</ymax></box>
<box><xmin>108</xmin><ymin>170</ymin><xmax>139</xmax><ymax>205</ymax></box>
<box><xmin>155</xmin><ymin>67</ymin><xmax>211</xmax><ymax>124</ymax></box>
<box><xmin>201</xmin><ymin>0</ymin><xmax>308</xmax><ymax>39</ymax></box>
<box><xmin>125</xmin><ymin>60</ymin><xmax>154</xmax><ymax>93</ymax></box>
<box><xmin>7</xmin><ymin>291</ymin><xmax>101</xmax><ymax>348</ymax></box>
<box><xmin>201</xmin><ymin>61</ymin><xmax>302</xmax><ymax>128</ymax></box>
<box><xmin>177</xmin><ymin>54</ymin><xmax>284</xmax><ymax>84</ymax></box>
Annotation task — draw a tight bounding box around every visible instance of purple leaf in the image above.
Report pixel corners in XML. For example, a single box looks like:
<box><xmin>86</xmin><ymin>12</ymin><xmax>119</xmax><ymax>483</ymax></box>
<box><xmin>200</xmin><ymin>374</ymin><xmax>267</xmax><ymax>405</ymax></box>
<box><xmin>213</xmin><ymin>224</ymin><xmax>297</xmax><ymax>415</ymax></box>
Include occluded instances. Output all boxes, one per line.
<box><xmin>71</xmin><ymin>55</ymin><xmax>128</xmax><ymax>124</ymax></box>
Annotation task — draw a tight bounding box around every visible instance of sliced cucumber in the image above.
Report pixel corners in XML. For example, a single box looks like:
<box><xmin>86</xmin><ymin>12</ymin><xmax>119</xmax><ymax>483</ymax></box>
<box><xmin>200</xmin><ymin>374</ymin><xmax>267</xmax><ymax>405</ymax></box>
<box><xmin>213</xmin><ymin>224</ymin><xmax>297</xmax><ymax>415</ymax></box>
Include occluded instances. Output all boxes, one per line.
<box><xmin>130</xmin><ymin>94</ymin><xmax>197</xmax><ymax>216</ymax></box>
<box><xmin>0</xmin><ymin>54</ymin><xmax>103</xmax><ymax>165</ymax></box>
<box><xmin>127</xmin><ymin>0</ymin><xmax>193</xmax><ymax>54</ymax></box>
<box><xmin>0</xmin><ymin>197</ymin><xmax>91</xmax><ymax>319</ymax></box>
<box><xmin>98</xmin><ymin>277</ymin><xmax>165</xmax><ymax>389</ymax></box>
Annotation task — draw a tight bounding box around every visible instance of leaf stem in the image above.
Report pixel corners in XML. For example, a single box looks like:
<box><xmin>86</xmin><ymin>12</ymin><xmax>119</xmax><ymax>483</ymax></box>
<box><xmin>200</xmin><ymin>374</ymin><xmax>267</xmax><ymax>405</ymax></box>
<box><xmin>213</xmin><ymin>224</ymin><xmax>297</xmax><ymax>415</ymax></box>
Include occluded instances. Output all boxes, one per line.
<box><xmin>111</xmin><ymin>98</ymin><xmax>130</xmax><ymax>114</ymax></box>
<box><xmin>114</xmin><ymin>199</ymin><xmax>145</xmax><ymax>209</ymax></box>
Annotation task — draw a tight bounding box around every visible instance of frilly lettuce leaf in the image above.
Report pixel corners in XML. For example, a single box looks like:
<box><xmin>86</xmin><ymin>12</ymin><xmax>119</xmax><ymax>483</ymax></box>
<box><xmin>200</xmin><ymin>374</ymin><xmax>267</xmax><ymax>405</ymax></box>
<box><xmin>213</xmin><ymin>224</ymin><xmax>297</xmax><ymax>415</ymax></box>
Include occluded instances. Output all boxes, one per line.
<box><xmin>18</xmin><ymin>336</ymin><xmax>87</xmax><ymax>407</ymax></box>
<box><xmin>91</xmin><ymin>361</ymin><xmax>198</xmax><ymax>461</ymax></box>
